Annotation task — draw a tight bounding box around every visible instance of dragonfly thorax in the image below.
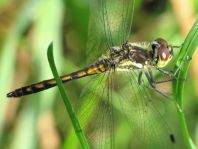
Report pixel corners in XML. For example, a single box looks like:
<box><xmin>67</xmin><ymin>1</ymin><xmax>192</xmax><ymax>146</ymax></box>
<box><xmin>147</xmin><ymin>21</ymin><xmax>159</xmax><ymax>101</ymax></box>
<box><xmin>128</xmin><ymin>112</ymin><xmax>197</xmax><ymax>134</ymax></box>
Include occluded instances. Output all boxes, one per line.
<box><xmin>108</xmin><ymin>42</ymin><xmax>151</xmax><ymax>70</ymax></box>
<box><xmin>102</xmin><ymin>38</ymin><xmax>173</xmax><ymax>72</ymax></box>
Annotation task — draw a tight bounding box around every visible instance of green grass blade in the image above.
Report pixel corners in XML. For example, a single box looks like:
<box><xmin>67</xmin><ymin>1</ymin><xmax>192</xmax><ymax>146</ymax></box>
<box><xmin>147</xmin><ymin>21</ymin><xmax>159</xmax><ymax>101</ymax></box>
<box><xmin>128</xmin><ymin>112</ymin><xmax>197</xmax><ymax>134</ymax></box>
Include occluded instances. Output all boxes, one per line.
<box><xmin>47</xmin><ymin>43</ymin><xmax>89</xmax><ymax>149</ymax></box>
<box><xmin>173</xmin><ymin>19</ymin><xmax>198</xmax><ymax>149</ymax></box>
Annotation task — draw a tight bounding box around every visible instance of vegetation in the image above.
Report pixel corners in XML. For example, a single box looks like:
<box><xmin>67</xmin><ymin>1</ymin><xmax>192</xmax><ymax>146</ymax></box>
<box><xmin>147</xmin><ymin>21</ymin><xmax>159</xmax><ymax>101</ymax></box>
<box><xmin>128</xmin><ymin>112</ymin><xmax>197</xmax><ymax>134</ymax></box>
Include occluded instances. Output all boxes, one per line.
<box><xmin>0</xmin><ymin>0</ymin><xmax>197</xmax><ymax>148</ymax></box>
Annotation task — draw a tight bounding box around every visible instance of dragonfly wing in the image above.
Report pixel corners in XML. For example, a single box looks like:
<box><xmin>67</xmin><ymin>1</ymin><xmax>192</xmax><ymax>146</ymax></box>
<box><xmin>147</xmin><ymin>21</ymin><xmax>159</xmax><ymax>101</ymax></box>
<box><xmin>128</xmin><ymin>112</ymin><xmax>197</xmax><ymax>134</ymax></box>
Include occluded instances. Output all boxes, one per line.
<box><xmin>78</xmin><ymin>73</ymin><xmax>115</xmax><ymax>148</ymax></box>
<box><xmin>86</xmin><ymin>0</ymin><xmax>135</xmax><ymax>63</ymax></box>
<box><xmin>112</xmin><ymin>69</ymin><xmax>187</xmax><ymax>148</ymax></box>
<box><xmin>77</xmin><ymin>68</ymin><xmax>187</xmax><ymax>148</ymax></box>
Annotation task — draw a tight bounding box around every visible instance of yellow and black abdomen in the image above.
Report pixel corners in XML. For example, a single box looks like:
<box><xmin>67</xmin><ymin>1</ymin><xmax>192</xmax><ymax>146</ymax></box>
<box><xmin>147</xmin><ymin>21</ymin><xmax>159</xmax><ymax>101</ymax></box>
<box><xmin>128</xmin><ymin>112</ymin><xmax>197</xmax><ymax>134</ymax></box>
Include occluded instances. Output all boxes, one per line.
<box><xmin>7</xmin><ymin>61</ymin><xmax>109</xmax><ymax>97</ymax></box>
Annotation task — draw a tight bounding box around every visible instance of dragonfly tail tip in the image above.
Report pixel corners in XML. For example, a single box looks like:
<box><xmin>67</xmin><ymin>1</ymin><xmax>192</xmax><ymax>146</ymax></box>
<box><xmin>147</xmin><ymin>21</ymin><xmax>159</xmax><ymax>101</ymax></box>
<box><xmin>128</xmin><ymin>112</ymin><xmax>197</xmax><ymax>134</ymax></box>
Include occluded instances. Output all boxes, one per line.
<box><xmin>7</xmin><ymin>92</ymin><xmax>15</xmax><ymax>98</ymax></box>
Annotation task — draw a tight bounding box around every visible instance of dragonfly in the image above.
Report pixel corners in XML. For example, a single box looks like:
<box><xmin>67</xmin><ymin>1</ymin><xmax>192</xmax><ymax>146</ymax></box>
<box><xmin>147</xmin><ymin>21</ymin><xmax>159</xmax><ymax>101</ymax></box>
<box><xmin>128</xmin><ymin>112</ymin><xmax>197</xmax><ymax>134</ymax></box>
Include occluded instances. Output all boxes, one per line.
<box><xmin>7</xmin><ymin>0</ymin><xmax>184</xmax><ymax>148</ymax></box>
<box><xmin>7</xmin><ymin>38</ymin><xmax>176</xmax><ymax>98</ymax></box>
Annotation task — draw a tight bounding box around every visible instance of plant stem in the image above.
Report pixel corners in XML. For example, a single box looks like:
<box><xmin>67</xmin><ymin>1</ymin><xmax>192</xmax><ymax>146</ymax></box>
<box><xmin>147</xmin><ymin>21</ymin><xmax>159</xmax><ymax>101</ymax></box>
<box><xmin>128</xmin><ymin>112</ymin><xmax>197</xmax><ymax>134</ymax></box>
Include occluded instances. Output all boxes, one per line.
<box><xmin>47</xmin><ymin>43</ymin><xmax>89</xmax><ymax>149</ymax></box>
<box><xmin>173</xmin><ymin>19</ymin><xmax>198</xmax><ymax>149</ymax></box>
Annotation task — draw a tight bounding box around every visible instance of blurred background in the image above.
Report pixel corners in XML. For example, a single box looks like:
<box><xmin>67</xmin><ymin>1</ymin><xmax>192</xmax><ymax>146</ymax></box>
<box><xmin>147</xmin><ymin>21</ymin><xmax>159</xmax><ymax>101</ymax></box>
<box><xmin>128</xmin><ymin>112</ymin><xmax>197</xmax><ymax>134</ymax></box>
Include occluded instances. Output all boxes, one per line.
<box><xmin>0</xmin><ymin>0</ymin><xmax>198</xmax><ymax>148</ymax></box>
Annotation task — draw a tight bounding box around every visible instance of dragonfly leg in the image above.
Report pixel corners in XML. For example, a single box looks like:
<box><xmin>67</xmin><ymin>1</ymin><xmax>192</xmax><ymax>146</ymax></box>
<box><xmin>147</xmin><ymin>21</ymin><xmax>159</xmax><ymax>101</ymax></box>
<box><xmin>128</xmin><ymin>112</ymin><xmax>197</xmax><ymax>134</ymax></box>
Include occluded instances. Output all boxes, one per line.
<box><xmin>144</xmin><ymin>70</ymin><xmax>156</xmax><ymax>88</ymax></box>
<box><xmin>157</xmin><ymin>54</ymin><xmax>192</xmax><ymax>79</ymax></box>
<box><xmin>157</xmin><ymin>68</ymin><xmax>186</xmax><ymax>83</ymax></box>
<box><xmin>144</xmin><ymin>70</ymin><xmax>174</xmax><ymax>100</ymax></box>
<box><xmin>157</xmin><ymin>68</ymin><xmax>176</xmax><ymax>77</ymax></box>
<box><xmin>173</xmin><ymin>54</ymin><xmax>192</xmax><ymax>75</ymax></box>
<box><xmin>138</xmin><ymin>71</ymin><xmax>143</xmax><ymax>85</ymax></box>
<box><xmin>144</xmin><ymin>84</ymin><xmax>173</xmax><ymax>100</ymax></box>
<box><xmin>144</xmin><ymin>69</ymin><xmax>185</xmax><ymax>86</ymax></box>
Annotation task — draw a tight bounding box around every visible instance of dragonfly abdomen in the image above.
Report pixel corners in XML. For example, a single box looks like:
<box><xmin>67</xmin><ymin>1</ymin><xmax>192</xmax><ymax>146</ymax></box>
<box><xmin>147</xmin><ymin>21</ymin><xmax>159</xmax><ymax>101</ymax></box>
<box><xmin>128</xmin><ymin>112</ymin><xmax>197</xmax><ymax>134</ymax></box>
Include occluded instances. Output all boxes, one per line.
<box><xmin>6</xmin><ymin>79</ymin><xmax>58</xmax><ymax>97</ymax></box>
<box><xmin>7</xmin><ymin>61</ymin><xmax>109</xmax><ymax>97</ymax></box>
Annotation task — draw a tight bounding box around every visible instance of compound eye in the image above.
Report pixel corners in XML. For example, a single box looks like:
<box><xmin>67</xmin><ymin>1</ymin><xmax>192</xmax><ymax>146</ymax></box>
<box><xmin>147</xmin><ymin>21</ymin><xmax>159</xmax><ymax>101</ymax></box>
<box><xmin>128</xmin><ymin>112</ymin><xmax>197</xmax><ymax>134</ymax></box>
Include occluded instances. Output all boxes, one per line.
<box><xmin>159</xmin><ymin>46</ymin><xmax>173</xmax><ymax>61</ymax></box>
<box><xmin>160</xmin><ymin>49</ymin><xmax>169</xmax><ymax>60</ymax></box>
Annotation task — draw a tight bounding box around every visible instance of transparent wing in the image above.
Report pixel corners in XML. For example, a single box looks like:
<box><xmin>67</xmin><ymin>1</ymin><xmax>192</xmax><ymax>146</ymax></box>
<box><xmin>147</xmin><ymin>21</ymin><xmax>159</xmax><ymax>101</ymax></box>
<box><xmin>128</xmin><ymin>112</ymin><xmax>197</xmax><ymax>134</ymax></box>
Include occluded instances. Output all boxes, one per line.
<box><xmin>78</xmin><ymin>73</ymin><xmax>114</xmax><ymax>148</ymax></box>
<box><xmin>77</xmin><ymin>69</ymin><xmax>187</xmax><ymax>149</ymax></box>
<box><xmin>86</xmin><ymin>0</ymin><xmax>135</xmax><ymax>63</ymax></box>
<box><xmin>114</xmin><ymin>70</ymin><xmax>178</xmax><ymax>148</ymax></box>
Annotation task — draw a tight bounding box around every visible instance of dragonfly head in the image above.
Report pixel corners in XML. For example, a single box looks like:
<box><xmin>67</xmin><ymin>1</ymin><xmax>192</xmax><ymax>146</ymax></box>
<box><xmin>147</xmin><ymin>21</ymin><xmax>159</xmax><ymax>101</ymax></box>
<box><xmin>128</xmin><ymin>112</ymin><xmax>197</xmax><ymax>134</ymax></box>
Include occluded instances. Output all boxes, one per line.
<box><xmin>151</xmin><ymin>38</ymin><xmax>173</xmax><ymax>68</ymax></box>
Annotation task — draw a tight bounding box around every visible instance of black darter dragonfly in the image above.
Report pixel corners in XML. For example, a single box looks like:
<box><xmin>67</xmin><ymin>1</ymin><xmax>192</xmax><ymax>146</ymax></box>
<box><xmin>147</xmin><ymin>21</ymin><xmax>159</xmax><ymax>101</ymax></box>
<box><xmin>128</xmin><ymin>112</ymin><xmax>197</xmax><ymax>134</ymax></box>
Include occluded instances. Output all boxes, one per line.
<box><xmin>7</xmin><ymin>0</ymin><xmax>183</xmax><ymax>148</ymax></box>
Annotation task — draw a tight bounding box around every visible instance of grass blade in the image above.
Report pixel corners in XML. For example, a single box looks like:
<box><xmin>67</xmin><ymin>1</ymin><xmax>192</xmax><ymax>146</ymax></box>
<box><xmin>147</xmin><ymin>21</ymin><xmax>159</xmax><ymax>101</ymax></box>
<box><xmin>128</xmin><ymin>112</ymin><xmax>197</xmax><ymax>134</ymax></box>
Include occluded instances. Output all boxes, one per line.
<box><xmin>47</xmin><ymin>43</ymin><xmax>89</xmax><ymax>149</ymax></box>
<box><xmin>173</xmin><ymin>19</ymin><xmax>198</xmax><ymax>149</ymax></box>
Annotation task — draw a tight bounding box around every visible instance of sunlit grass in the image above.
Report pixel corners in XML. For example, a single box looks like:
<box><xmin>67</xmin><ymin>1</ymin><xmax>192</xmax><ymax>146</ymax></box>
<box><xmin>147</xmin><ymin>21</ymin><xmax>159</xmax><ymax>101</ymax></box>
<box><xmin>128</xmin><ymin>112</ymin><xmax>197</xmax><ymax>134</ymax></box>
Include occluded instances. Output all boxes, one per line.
<box><xmin>173</xmin><ymin>19</ymin><xmax>198</xmax><ymax>149</ymax></box>
<box><xmin>47</xmin><ymin>43</ymin><xmax>89</xmax><ymax>149</ymax></box>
